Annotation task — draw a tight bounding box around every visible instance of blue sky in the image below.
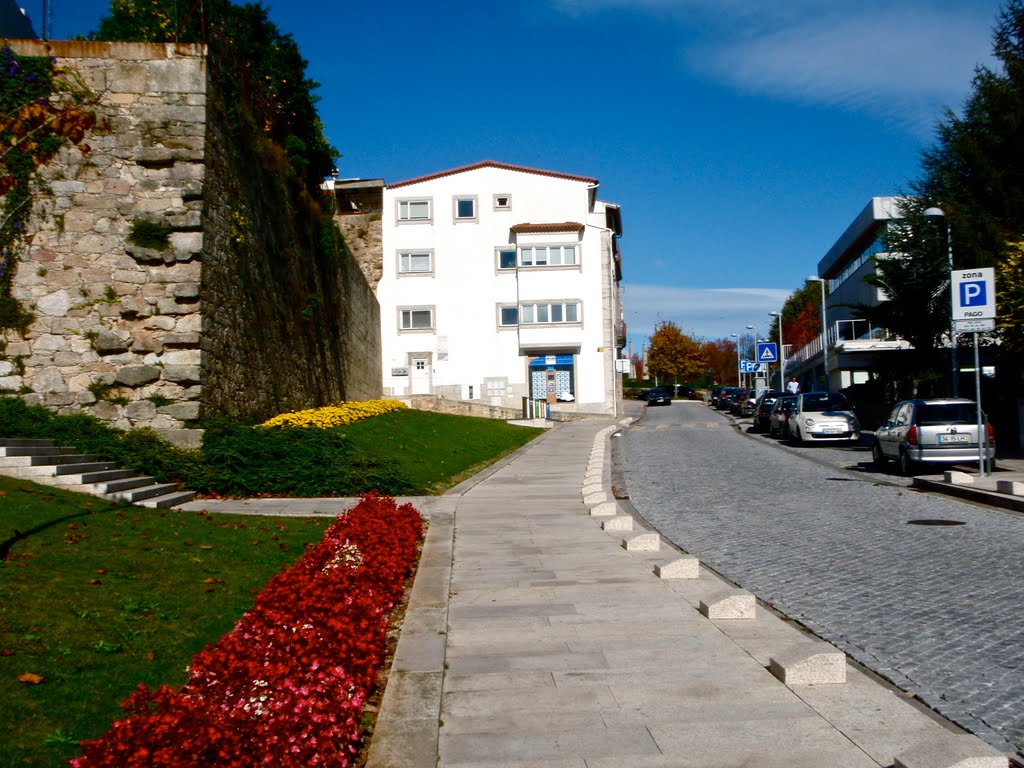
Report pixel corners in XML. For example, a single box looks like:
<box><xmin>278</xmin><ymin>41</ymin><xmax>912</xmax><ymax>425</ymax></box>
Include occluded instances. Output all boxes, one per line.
<box><xmin>24</xmin><ymin>0</ymin><xmax>1002</xmax><ymax>350</ymax></box>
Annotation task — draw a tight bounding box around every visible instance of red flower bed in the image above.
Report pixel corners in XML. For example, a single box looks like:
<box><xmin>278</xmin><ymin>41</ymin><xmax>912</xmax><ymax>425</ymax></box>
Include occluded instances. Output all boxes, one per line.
<box><xmin>72</xmin><ymin>494</ymin><xmax>423</xmax><ymax>768</ymax></box>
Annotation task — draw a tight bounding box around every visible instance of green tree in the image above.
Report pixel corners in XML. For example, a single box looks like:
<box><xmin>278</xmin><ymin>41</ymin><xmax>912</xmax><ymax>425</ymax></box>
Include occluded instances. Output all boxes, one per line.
<box><xmin>647</xmin><ymin>321</ymin><xmax>707</xmax><ymax>384</ymax></box>
<box><xmin>901</xmin><ymin>0</ymin><xmax>1024</xmax><ymax>353</ymax></box>
<box><xmin>94</xmin><ymin>0</ymin><xmax>337</xmax><ymax>191</ymax></box>
<box><xmin>855</xmin><ymin>200</ymin><xmax>951</xmax><ymax>355</ymax></box>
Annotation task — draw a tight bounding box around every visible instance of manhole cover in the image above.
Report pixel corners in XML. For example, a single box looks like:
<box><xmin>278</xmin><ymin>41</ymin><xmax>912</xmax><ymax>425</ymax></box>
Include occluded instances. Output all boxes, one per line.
<box><xmin>907</xmin><ymin>519</ymin><xmax>966</xmax><ymax>526</ymax></box>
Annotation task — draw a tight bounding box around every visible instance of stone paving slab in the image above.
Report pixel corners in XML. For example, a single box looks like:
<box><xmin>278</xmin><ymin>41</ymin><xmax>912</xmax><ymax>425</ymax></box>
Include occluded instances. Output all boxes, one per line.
<box><xmin>362</xmin><ymin>418</ymin><xmax>1010</xmax><ymax>768</ymax></box>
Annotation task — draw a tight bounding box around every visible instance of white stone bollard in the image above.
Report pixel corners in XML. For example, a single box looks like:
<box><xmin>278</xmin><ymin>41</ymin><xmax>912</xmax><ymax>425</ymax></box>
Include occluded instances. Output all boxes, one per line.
<box><xmin>654</xmin><ymin>556</ymin><xmax>700</xmax><ymax>579</ymax></box>
<box><xmin>698</xmin><ymin>589</ymin><xmax>755</xmax><ymax>620</ymax></box>
<box><xmin>768</xmin><ymin>642</ymin><xmax>847</xmax><ymax>685</ymax></box>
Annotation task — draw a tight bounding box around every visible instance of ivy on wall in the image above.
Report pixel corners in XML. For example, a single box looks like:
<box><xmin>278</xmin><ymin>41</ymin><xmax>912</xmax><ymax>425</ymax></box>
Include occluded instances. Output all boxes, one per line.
<box><xmin>0</xmin><ymin>45</ymin><xmax>97</xmax><ymax>334</ymax></box>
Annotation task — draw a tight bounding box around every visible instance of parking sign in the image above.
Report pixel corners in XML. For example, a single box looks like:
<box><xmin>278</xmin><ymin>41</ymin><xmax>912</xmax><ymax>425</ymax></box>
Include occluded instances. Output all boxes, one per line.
<box><xmin>951</xmin><ymin>268</ymin><xmax>996</xmax><ymax>321</ymax></box>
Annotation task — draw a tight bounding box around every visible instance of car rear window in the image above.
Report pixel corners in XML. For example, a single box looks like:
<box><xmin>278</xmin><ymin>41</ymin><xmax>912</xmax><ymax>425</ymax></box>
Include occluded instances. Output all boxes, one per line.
<box><xmin>918</xmin><ymin>403</ymin><xmax>978</xmax><ymax>425</ymax></box>
<box><xmin>802</xmin><ymin>393</ymin><xmax>850</xmax><ymax>412</ymax></box>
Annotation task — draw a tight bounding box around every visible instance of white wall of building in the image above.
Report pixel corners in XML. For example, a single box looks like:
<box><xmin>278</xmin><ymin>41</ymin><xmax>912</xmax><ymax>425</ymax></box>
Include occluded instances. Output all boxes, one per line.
<box><xmin>378</xmin><ymin>162</ymin><xmax>621</xmax><ymax>414</ymax></box>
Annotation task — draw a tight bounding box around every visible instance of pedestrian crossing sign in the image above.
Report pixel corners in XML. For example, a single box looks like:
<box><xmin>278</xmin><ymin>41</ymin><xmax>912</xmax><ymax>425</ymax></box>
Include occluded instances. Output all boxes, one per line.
<box><xmin>756</xmin><ymin>343</ymin><xmax>778</xmax><ymax>363</ymax></box>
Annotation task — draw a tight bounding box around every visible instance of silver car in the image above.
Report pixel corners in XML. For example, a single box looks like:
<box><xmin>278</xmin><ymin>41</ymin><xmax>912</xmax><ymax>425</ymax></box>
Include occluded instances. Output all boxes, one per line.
<box><xmin>872</xmin><ymin>398</ymin><xmax>995</xmax><ymax>476</ymax></box>
<box><xmin>788</xmin><ymin>391</ymin><xmax>860</xmax><ymax>444</ymax></box>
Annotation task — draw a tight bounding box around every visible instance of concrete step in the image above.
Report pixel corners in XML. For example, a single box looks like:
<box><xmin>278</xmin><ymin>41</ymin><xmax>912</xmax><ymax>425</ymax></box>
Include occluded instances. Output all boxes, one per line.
<box><xmin>0</xmin><ymin>444</ymin><xmax>76</xmax><ymax>457</ymax></box>
<box><xmin>0</xmin><ymin>438</ymin><xmax>197</xmax><ymax>509</ymax></box>
<box><xmin>136</xmin><ymin>490</ymin><xmax>197</xmax><ymax>509</ymax></box>
<box><xmin>93</xmin><ymin>475</ymin><xmax>156</xmax><ymax>493</ymax></box>
<box><xmin>51</xmin><ymin>462</ymin><xmax>118</xmax><ymax>478</ymax></box>
<box><xmin>106</xmin><ymin>482</ymin><xmax>183</xmax><ymax>504</ymax></box>
<box><xmin>0</xmin><ymin>438</ymin><xmax>59</xmax><ymax>448</ymax></box>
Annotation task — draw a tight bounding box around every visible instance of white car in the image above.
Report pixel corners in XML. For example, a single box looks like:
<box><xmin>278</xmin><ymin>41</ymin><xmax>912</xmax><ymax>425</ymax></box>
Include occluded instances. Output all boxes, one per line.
<box><xmin>788</xmin><ymin>392</ymin><xmax>860</xmax><ymax>444</ymax></box>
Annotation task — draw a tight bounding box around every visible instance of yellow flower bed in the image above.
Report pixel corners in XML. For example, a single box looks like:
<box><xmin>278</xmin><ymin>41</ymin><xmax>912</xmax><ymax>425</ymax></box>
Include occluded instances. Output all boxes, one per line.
<box><xmin>260</xmin><ymin>399</ymin><xmax>408</xmax><ymax>429</ymax></box>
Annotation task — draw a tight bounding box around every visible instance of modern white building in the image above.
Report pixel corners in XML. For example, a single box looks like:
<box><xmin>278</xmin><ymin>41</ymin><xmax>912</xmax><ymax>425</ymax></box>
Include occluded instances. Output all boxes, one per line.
<box><xmin>788</xmin><ymin>197</ymin><xmax>911</xmax><ymax>390</ymax></box>
<box><xmin>377</xmin><ymin>161</ymin><xmax>624</xmax><ymax>415</ymax></box>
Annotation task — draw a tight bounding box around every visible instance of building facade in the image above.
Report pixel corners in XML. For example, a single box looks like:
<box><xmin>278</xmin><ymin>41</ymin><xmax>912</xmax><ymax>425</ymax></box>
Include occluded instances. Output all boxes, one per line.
<box><xmin>788</xmin><ymin>197</ymin><xmax>910</xmax><ymax>391</ymax></box>
<box><xmin>377</xmin><ymin>161</ymin><xmax>624</xmax><ymax>415</ymax></box>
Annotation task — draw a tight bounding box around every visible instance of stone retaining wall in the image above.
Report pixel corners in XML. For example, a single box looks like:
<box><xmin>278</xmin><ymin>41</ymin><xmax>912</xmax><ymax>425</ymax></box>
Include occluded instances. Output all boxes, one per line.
<box><xmin>2</xmin><ymin>41</ymin><xmax>381</xmax><ymax>438</ymax></box>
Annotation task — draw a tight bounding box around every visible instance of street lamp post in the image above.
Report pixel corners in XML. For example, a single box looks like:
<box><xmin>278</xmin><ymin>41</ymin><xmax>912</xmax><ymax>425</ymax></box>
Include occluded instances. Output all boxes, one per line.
<box><xmin>730</xmin><ymin>332</ymin><xmax>741</xmax><ymax>386</ymax></box>
<box><xmin>745</xmin><ymin>324</ymin><xmax>755</xmax><ymax>387</ymax></box>
<box><xmin>922</xmin><ymin>206</ymin><xmax>959</xmax><ymax>397</ymax></box>
<box><xmin>769</xmin><ymin>310</ymin><xmax>784</xmax><ymax>390</ymax></box>
<box><xmin>807</xmin><ymin>276</ymin><xmax>829</xmax><ymax>390</ymax></box>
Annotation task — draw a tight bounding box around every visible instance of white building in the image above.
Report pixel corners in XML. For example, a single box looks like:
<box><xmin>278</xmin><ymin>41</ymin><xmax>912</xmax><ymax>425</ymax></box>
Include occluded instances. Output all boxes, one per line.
<box><xmin>377</xmin><ymin>161</ymin><xmax>624</xmax><ymax>415</ymax></box>
<box><xmin>788</xmin><ymin>197</ymin><xmax>911</xmax><ymax>390</ymax></box>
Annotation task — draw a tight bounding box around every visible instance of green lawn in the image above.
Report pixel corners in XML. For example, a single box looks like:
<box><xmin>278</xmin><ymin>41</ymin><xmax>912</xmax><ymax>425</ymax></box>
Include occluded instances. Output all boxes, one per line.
<box><xmin>344</xmin><ymin>409</ymin><xmax>542</xmax><ymax>493</ymax></box>
<box><xmin>0</xmin><ymin>477</ymin><xmax>332</xmax><ymax>767</ymax></box>
<box><xmin>0</xmin><ymin>408</ymin><xmax>543</xmax><ymax>765</ymax></box>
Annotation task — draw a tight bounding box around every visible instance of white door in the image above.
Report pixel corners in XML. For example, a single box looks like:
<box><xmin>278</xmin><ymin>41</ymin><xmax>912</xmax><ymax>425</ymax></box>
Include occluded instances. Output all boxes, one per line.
<box><xmin>410</xmin><ymin>357</ymin><xmax>430</xmax><ymax>394</ymax></box>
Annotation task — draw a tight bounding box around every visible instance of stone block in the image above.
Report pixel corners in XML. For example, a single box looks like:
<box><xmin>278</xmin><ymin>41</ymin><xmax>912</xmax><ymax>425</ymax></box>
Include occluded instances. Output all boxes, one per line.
<box><xmin>96</xmin><ymin>330</ymin><xmax>132</xmax><ymax>353</ymax></box>
<box><xmin>892</xmin><ymin>733</ymin><xmax>1007</xmax><ymax>768</ymax></box>
<box><xmin>157</xmin><ymin>401</ymin><xmax>200</xmax><ymax>420</ymax></box>
<box><xmin>589</xmin><ymin>502</ymin><xmax>619</xmax><ymax>517</ymax></box>
<box><xmin>162</xmin><ymin>365</ymin><xmax>201</xmax><ymax>384</ymax></box>
<box><xmin>699</xmin><ymin>589</ymin><xmax>756</xmax><ymax>620</ymax></box>
<box><xmin>581</xmin><ymin>482</ymin><xmax>603</xmax><ymax>496</ymax></box>
<box><xmin>654</xmin><ymin>556</ymin><xmax>700</xmax><ymax>579</ymax></box>
<box><xmin>995</xmin><ymin>479</ymin><xmax>1024</xmax><ymax>497</ymax></box>
<box><xmin>944</xmin><ymin>471</ymin><xmax>974</xmax><ymax>485</ymax></box>
<box><xmin>768</xmin><ymin>642</ymin><xmax>847</xmax><ymax>685</ymax></box>
<box><xmin>583</xmin><ymin>492</ymin><xmax>608</xmax><ymax>505</ymax></box>
<box><xmin>115</xmin><ymin>365</ymin><xmax>161</xmax><ymax>386</ymax></box>
<box><xmin>622</xmin><ymin>533</ymin><xmax>660</xmax><ymax>551</ymax></box>
<box><xmin>601</xmin><ymin>516</ymin><xmax>634</xmax><ymax>532</ymax></box>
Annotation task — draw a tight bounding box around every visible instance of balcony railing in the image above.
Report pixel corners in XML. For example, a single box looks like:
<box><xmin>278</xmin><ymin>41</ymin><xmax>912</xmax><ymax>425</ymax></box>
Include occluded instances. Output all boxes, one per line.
<box><xmin>787</xmin><ymin>320</ymin><xmax>902</xmax><ymax>367</ymax></box>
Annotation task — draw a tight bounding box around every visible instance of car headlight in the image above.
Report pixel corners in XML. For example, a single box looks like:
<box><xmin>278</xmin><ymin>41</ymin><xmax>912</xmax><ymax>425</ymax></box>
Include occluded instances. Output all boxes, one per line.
<box><xmin>804</xmin><ymin>417</ymin><xmax>815</xmax><ymax>426</ymax></box>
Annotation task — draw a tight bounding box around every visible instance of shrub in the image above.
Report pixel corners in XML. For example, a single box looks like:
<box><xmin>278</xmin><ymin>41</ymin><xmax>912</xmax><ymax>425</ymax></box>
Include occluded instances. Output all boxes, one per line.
<box><xmin>190</xmin><ymin>419</ymin><xmax>414</xmax><ymax>497</ymax></box>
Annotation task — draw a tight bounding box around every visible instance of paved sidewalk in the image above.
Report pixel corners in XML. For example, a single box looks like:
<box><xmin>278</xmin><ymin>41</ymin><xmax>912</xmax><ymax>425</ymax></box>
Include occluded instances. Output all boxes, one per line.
<box><xmin>357</xmin><ymin>418</ymin><xmax>1008</xmax><ymax>768</ymax></box>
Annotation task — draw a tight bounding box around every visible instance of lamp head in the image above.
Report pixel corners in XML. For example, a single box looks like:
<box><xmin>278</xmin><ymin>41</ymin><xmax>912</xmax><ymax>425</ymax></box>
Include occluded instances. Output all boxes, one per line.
<box><xmin>922</xmin><ymin>206</ymin><xmax>945</xmax><ymax>220</ymax></box>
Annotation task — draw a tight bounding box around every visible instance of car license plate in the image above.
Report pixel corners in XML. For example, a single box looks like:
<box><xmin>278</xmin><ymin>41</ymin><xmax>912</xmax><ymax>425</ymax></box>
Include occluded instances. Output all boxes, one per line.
<box><xmin>821</xmin><ymin>425</ymin><xmax>843</xmax><ymax>434</ymax></box>
<box><xmin>938</xmin><ymin>433</ymin><xmax>970</xmax><ymax>444</ymax></box>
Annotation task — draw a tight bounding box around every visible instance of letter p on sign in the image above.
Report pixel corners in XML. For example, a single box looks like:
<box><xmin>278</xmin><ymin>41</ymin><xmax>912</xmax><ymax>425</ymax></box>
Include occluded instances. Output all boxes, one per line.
<box><xmin>960</xmin><ymin>281</ymin><xmax>986</xmax><ymax>307</ymax></box>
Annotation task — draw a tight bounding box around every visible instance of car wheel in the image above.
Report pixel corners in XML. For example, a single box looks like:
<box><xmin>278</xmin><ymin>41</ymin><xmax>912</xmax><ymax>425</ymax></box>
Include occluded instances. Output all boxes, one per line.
<box><xmin>899</xmin><ymin>450</ymin><xmax>917</xmax><ymax>477</ymax></box>
<box><xmin>871</xmin><ymin>442</ymin><xmax>888</xmax><ymax>466</ymax></box>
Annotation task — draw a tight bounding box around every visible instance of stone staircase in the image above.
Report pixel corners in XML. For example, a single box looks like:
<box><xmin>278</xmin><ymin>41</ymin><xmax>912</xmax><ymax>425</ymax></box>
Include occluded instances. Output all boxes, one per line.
<box><xmin>0</xmin><ymin>438</ymin><xmax>196</xmax><ymax>508</ymax></box>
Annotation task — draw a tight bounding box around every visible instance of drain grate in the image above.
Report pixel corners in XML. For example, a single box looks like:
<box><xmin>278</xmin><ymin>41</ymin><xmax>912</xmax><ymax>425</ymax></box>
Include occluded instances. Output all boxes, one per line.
<box><xmin>907</xmin><ymin>519</ymin><xmax>966</xmax><ymax>526</ymax></box>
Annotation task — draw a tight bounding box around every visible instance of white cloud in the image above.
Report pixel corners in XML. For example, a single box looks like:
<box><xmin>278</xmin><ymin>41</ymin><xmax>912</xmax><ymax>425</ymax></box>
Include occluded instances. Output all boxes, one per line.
<box><xmin>552</xmin><ymin>0</ymin><xmax>997</xmax><ymax>130</ymax></box>
<box><xmin>622</xmin><ymin>283</ymin><xmax>790</xmax><ymax>345</ymax></box>
<box><xmin>692</xmin><ymin>8</ymin><xmax>994</xmax><ymax>130</ymax></box>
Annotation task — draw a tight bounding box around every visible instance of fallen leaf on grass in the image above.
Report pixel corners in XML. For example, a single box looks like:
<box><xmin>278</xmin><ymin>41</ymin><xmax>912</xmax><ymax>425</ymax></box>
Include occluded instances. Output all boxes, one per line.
<box><xmin>89</xmin><ymin>579</ymin><xmax>102</xmax><ymax>585</ymax></box>
<box><xmin>0</xmin><ymin>490</ymin><xmax>7</xmax><ymax>497</ymax></box>
<box><xmin>199</xmin><ymin>545</ymin><xmax>213</xmax><ymax>550</ymax></box>
<box><xmin>2</xmin><ymin>650</ymin><xmax>15</xmax><ymax>656</ymax></box>
<box><xmin>203</xmin><ymin>587</ymin><xmax>216</xmax><ymax>593</ymax></box>
<box><xmin>202</xmin><ymin>577</ymin><xmax>224</xmax><ymax>584</ymax></box>
<box><xmin>17</xmin><ymin>672</ymin><xmax>44</xmax><ymax>684</ymax></box>
<box><xmin>95</xmin><ymin>568</ymin><xmax>106</xmax><ymax>574</ymax></box>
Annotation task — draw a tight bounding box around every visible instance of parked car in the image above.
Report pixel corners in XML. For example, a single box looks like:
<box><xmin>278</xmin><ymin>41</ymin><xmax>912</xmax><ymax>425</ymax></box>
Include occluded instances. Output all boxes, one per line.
<box><xmin>788</xmin><ymin>391</ymin><xmax>860</xmax><ymax>444</ymax></box>
<box><xmin>645</xmin><ymin>386</ymin><xmax>673</xmax><ymax>406</ymax></box>
<box><xmin>769</xmin><ymin>394</ymin><xmax>797</xmax><ymax>438</ymax></box>
<box><xmin>872</xmin><ymin>398</ymin><xmax>996</xmax><ymax>475</ymax></box>
<box><xmin>738</xmin><ymin>389</ymin><xmax>759</xmax><ymax>417</ymax></box>
<box><xmin>729</xmin><ymin>388</ymin><xmax>751</xmax><ymax>415</ymax></box>
<box><xmin>711</xmin><ymin>386</ymin><xmax>736</xmax><ymax>408</ymax></box>
<box><xmin>752</xmin><ymin>390</ymin><xmax>785</xmax><ymax>432</ymax></box>
<box><xmin>635</xmin><ymin>389</ymin><xmax>651</xmax><ymax>400</ymax></box>
<box><xmin>717</xmin><ymin>387</ymin><xmax>742</xmax><ymax>410</ymax></box>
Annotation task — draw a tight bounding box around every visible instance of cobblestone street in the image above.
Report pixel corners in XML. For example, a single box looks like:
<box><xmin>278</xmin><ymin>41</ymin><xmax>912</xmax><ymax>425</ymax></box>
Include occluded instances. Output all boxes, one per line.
<box><xmin>618</xmin><ymin>401</ymin><xmax>1024</xmax><ymax>759</ymax></box>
